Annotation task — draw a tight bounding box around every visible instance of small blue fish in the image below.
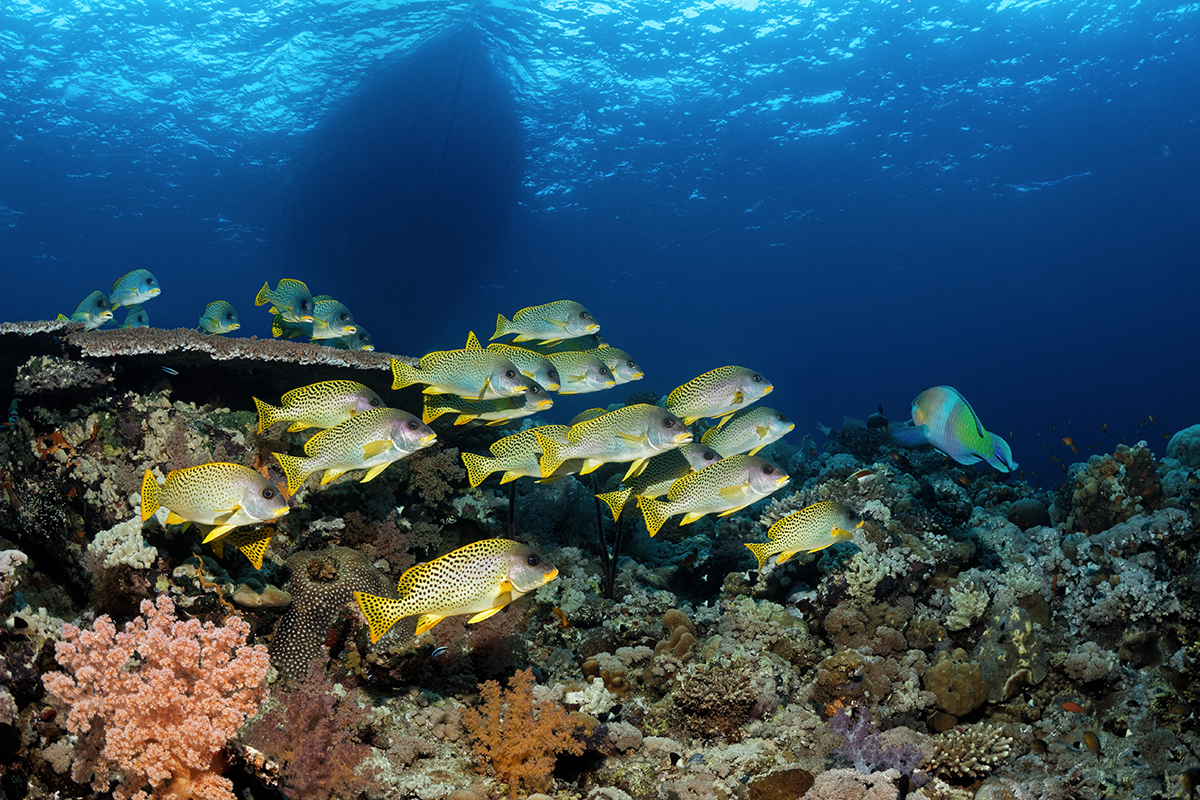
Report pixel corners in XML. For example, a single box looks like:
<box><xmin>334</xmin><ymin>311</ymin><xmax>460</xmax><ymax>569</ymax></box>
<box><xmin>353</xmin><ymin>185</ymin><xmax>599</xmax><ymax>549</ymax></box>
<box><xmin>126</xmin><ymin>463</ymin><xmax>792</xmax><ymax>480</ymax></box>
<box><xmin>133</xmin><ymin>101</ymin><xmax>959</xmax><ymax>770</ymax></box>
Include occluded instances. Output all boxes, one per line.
<box><xmin>198</xmin><ymin>301</ymin><xmax>240</xmax><ymax>335</ymax></box>
<box><xmin>110</xmin><ymin>269</ymin><xmax>161</xmax><ymax>308</ymax></box>
<box><xmin>57</xmin><ymin>291</ymin><xmax>113</xmax><ymax>330</ymax></box>
<box><xmin>893</xmin><ymin>386</ymin><xmax>1016</xmax><ymax>473</ymax></box>
<box><xmin>430</xmin><ymin>646</ymin><xmax>448</xmax><ymax>658</ymax></box>
<box><xmin>118</xmin><ymin>305</ymin><xmax>150</xmax><ymax>329</ymax></box>
<box><xmin>162</xmin><ymin>366</ymin><xmax>179</xmax><ymax>376</ymax></box>
<box><xmin>2</xmin><ymin>399</ymin><xmax>19</xmax><ymax>429</ymax></box>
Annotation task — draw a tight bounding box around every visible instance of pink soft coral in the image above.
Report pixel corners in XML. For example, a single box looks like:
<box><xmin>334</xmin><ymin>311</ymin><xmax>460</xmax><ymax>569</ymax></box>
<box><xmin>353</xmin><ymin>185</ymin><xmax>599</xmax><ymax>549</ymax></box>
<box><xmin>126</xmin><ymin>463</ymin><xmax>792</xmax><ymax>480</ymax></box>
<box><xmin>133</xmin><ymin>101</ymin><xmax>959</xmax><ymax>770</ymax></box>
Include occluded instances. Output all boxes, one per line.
<box><xmin>43</xmin><ymin>594</ymin><xmax>269</xmax><ymax>800</ymax></box>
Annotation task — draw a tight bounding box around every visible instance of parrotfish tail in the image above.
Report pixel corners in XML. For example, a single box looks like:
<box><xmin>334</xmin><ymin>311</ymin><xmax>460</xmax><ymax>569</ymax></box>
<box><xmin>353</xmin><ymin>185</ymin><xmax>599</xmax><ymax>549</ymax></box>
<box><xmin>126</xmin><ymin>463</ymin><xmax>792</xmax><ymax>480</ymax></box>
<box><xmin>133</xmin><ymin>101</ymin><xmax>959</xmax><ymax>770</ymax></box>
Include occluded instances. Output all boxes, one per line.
<box><xmin>390</xmin><ymin>359</ymin><xmax>419</xmax><ymax>391</ymax></box>
<box><xmin>636</xmin><ymin>495</ymin><xmax>671</xmax><ymax>537</ymax></box>
<box><xmin>252</xmin><ymin>397</ymin><xmax>278</xmax><ymax>435</ymax></box>
<box><xmin>140</xmin><ymin>470</ymin><xmax>160</xmax><ymax>522</ymax></box>
<box><xmin>460</xmin><ymin>452</ymin><xmax>495</xmax><ymax>489</ymax></box>
<box><xmin>743</xmin><ymin>542</ymin><xmax>770</xmax><ymax>572</ymax></box>
<box><xmin>254</xmin><ymin>281</ymin><xmax>272</xmax><ymax>307</ymax></box>
<box><xmin>272</xmin><ymin>452</ymin><xmax>312</xmax><ymax>495</ymax></box>
<box><xmin>891</xmin><ymin>426</ymin><xmax>928</xmax><ymax>447</ymax></box>
<box><xmin>352</xmin><ymin>591</ymin><xmax>401</xmax><ymax>643</ymax></box>
<box><xmin>597</xmin><ymin>489</ymin><xmax>632</xmax><ymax>521</ymax></box>
<box><xmin>491</xmin><ymin>313</ymin><xmax>510</xmax><ymax>341</ymax></box>
<box><xmin>534</xmin><ymin>432</ymin><xmax>564</xmax><ymax>478</ymax></box>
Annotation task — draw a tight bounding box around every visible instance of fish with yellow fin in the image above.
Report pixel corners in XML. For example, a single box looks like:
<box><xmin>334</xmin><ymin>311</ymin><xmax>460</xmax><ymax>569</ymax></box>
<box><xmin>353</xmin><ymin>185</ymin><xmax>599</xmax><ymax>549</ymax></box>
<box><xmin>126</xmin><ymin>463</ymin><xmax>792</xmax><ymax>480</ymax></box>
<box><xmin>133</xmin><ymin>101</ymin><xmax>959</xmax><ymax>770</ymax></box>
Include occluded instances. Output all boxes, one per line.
<box><xmin>197</xmin><ymin>301</ymin><xmax>240</xmax><ymax>335</ymax></box>
<box><xmin>544</xmin><ymin>351</ymin><xmax>616</xmax><ymax>394</ymax></box>
<box><xmin>253</xmin><ymin>380</ymin><xmax>384</xmax><ymax>434</ymax></box>
<box><xmin>58</xmin><ymin>291</ymin><xmax>114</xmax><ymax>330</ymax></box>
<box><xmin>110</xmin><ymin>269</ymin><xmax>161</xmax><ymax>308</ymax></box>
<box><xmin>892</xmin><ymin>386</ymin><xmax>1016</xmax><ymax>472</ymax></box>
<box><xmin>272</xmin><ymin>408</ymin><xmax>436</xmax><ymax>493</ymax></box>
<box><xmin>535</xmin><ymin>403</ymin><xmax>692</xmax><ymax>481</ymax></box>
<box><xmin>140</xmin><ymin>463</ymin><xmax>290</xmax><ymax>543</ymax></box>
<box><xmin>587</xmin><ymin>345</ymin><xmax>643</xmax><ymax>384</ymax></box>
<box><xmin>700</xmin><ymin>406</ymin><xmax>793</xmax><ymax>456</ymax></box>
<box><xmin>422</xmin><ymin>382</ymin><xmax>553</xmax><ymax>426</ymax></box>
<box><xmin>666</xmin><ymin>366</ymin><xmax>773</xmax><ymax>427</ymax></box>
<box><xmin>255</xmin><ymin>278</ymin><xmax>314</xmax><ymax>323</ymax></box>
<box><xmin>353</xmin><ymin>539</ymin><xmax>559</xmax><ymax>642</ymax></box>
<box><xmin>636</xmin><ymin>454</ymin><xmax>790</xmax><ymax>536</ymax></box>
<box><xmin>460</xmin><ymin>425</ymin><xmax>584</xmax><ymax>487</ymax></box>
<box><xmin>391</xmin><ymin>332</ymin><xmax>530</xmax><ymax>400</ymax></box>
<box><xmin>492</xmin><ymin>300</ymin><xmax>600</xmax><ymax>345</ymax></box>
<box><xmin>485</xmin><ymin>342</ymin><xmax>561</xmax><ymax>391</ymax></box>
<box><xmin>744</xmin><ymin>500</ymin><xmax>861</xmax><ymax>571</ymax></box>
<box><xmin>119</xmin><ymin>305</ymin><xmax>150</xmax><ymax>329</ymax></box>
<box><xmin>596</xmin><ymin>443</ymin><xmax>723</xmax><ymax>521</ymax></box>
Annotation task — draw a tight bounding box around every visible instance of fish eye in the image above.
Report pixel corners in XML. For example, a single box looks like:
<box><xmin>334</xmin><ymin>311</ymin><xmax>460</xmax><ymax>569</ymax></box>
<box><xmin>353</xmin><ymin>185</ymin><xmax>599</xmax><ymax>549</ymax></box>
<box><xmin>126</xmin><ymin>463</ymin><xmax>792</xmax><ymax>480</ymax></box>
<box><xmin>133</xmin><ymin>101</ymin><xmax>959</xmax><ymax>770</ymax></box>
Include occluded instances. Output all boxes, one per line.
<box><xmin>370</xmin><ymin>397</ymin><xmax>381</xmax><ymax>407</ymax></box>
<box><xmin>527</xmin><ymin>554</ymin><xmax>541</xmax><ymax>567</ymax></box>
<box><xmin>339</xmin><ymin>313</ymin><xmax>349</xmax><ymax>321</ymax></box>
<box><xmin>626</xmin><ymin>360</ymin><xmax>636</xmax><ymax>368</ymax></box>
<box><xmin>663</xmin><ymin>418</ymin><xmax>675</xmax><ymax>428</ymax></box>
<box><xmin>599</xmin><ymin>367</ymin><xmax>610</xmax><ymax>375</ymax></box>
<box><xmin>580</xmin><ymin>312</ymin><xmax>591</xmax><ymax>320</ymax></box>
<box><xmin>261</xmin><ymin>487</ymin><xmax>276</xmax><ymax>499</ymax></box>
<box><xmin>226</xmin><ymin>313</ymin><xmax>235</xmax><ymax>321</ymax></box>
<box><xmin>406</xmin><ymin>421</ymin><xmax>418</xmax><ymax>430</ymax></box>
<box><xmin>300</xmin><ymin>300</ymin><xmax>310</xmax><ymax>310</ymax></box>
<box><xmin>762</xmin><ymin>464</ymin><xmax>775</xmax><ymax>474</ymax></box>
<box><xmin>505</xmin><ymin>369</ymin><xmax>516</xmax><ymax>378</ymax></box>
<box><xmin>704</xmin><ymin>450</ymin><xmax>717</xmax><ymax>460</ymax></box>
<box><xmin>145</xmin><ymin>278</ymin><xmax>154</xmax><ymax>285</ymax></box>
<box><xmin>752</xmin><ymin>374</ymin><xmax>763</xmax><ymax>382</ymax></box>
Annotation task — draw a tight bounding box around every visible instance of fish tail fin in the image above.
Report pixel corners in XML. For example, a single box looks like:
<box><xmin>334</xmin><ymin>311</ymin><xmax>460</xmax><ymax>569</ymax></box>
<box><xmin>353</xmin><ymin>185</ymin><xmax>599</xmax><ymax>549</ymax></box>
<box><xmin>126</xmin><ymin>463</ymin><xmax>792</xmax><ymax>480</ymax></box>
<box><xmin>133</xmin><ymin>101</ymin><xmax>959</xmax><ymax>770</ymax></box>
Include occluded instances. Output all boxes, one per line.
<box><xmin>636</xmin><ymin>495</ymin><xmax>671</xmax><ymax>537</ymax></box>
<box><xmin>391</xmin><ymin>359</ymin><xmax>419</xmax><ymax>390</ymax></box>
<box><xmin>535</xmin><ymin>432</ymin><xmax>564</xmax><ymax>478</ymax></box>
<box><xmin>422</xmin><ymin>395</ymin><xmax>451</xmax><ymax>425</ymax></box>
<box><xmin>597</xmin><ymin>488</ymin><xmax>632</xmax><ymax>521</ymax></box>
<box><xmin>140</xmin><ymin>470</ymin><xmax>160</xmax><ymax>521</ymax></box>
<box><xmin>460</xmin><ymin>451</ymin><xmax>495</xmax><ymax>489</ymax></box>
<box><xmin>892</xmin><ymin>425</ymin><xmax>929</xmax><ymax>447</ymax></box>
<box><xmin>254</xmin><ymin>281</ymin><xmax>272</xmax><ymax>307</ymax></box>
<box><xmin>352</xmin><ymin>591</ymin><xmax>404</xmax><ymax>643</ymax></box>
<box><xmin>492</xmin><ymin>313</ymin><xmax>510</xmax><ymax>340</ymax></box>
<box><xmin>270</xmin><ymin>315</ymin><xmax>287</xmax><ymax>338</ymax></box>
<box><xmin>56</xmin><ymin>314</ymin><xmax>69</xmax><ymax>321</ymax></box>
<box><xmin>744</xmin><ymin>542</ymin><xmax>771</xmax><ymax>572</ymax></box>
<box><xmin>272</xmin><ymin>452</ymin><xmax>312</xmax><ymax>495</ymax></box>
<box><xmin>252</xmin><ymin>397</ymin><xmax>279</xmax><ymax>435</ymax></box>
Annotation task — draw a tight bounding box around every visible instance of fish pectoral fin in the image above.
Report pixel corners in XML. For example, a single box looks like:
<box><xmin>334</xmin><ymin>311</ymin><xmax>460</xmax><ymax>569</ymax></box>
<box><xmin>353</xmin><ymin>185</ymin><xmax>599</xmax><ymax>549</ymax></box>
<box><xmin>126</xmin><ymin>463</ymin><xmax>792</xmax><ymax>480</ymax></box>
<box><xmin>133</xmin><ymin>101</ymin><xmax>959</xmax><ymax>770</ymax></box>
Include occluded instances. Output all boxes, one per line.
<box><xmin>414</xmin><ymin>614</ymin><xmax>444</xmax><ymax>636</ymax></box>
<box><xmin>422</xmin><ymin>386</ymin><xmax>447</xmax><ymax>395</ymax></box>
<box><xmin>468</xmin><ymin>607</ymin><xmax>505</xmax><ymax>624</ymax></box>
<box><xmin>362</xmin><ymin>440</ymin><xmax>392</xmax><ymax>459</ymax></box>
<box><xmin>717</xmin><ymin>485</ymin><xmax>748</xmax><ymax>500</ymax></box>
<box><xmin>747</xmin><ymin>445</ymin><xmax>765</xmax><ymax>456</ymax></box>
<box><xmin>211</xmin><ymin>507</ymin><xmax>240</xmax><ymax>525</ymax></box>
<box><xmin>202</xmin><ymin>524</ymin><xmax>237</xmax><ymax>543</ymax></box>
<box><xmin>732</xmin><ymin>389</ymin><xmax>745</xmax><ymax>405</ymax></box>
<box><xmin>616</xmin><ymin>432</ymin><xmax>647</xmax><ymax>445</ymax></box>
<box><xmin>755</xmin><ymin>425</ymin><xmax>769</xmax><ymax>438</ymax></box>
<box><xmin>477</xmin><ymin>379</ymin><xmax>491</xmax><ymax>401</ymax></box>
<box><xmin>360</xmin><ymin>463</ymin><xmax>391</xmax><ymax>483</ymax></box>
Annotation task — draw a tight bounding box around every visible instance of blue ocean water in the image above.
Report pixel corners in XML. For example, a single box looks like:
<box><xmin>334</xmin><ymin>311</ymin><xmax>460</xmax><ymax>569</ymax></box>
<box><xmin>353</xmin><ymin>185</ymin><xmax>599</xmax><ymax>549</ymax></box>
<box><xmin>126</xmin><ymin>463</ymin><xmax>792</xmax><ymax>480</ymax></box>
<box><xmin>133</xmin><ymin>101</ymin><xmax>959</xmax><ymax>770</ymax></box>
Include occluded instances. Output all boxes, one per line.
<box><xmin>1</xmin><ymin>0</ymin><xmax>1196</xmax><ymax>488</ymax></box>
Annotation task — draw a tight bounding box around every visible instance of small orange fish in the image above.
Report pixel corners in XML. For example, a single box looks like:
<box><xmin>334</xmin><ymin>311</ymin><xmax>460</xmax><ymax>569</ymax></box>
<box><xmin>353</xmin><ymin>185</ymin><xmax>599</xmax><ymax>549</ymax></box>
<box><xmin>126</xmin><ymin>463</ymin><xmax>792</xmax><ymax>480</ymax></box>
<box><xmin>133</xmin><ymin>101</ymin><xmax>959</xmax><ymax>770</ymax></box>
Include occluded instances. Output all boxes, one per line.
<box><xmin>1063</xmin><ymin>437</ymin><xmax>1080</xmax><ymax>455</ymax></box>
<box><xmin>1062</xmin><ymin>701</ymin><xmax>1084</xmax><ymax>713</ymax></box>
<box><xmin>1083</xmin><ymin>730</ymin><xmax>1101</xmax><ymax>757</ymax></box>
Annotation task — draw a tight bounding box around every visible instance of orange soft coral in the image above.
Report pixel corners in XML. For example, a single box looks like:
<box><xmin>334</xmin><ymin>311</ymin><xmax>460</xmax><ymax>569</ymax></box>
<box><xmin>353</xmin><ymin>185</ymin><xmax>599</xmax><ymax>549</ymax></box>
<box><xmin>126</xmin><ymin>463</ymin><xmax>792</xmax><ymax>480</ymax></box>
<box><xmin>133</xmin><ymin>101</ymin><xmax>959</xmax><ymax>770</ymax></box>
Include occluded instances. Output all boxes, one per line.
<box><xmin>461</xmin><ymin>667</ymin><xmax>583</xmax><ymax>797</ymax></box>
<box><xmin>42</xmin><ymin>595</ymin><xmax>269</xmax><ymax>800</ymax></box>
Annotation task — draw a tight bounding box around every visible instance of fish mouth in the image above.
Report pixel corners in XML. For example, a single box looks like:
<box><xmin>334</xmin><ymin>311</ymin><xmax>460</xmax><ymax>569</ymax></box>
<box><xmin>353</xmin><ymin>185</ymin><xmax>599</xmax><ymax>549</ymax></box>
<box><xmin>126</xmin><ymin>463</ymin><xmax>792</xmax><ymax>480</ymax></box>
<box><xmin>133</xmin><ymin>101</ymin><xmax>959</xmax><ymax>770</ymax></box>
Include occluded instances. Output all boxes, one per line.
<box><xmin>585</xmin><ymin>324</ymin><xmax>600</xmax><ymax>334</ymax></box>
<box><xmin>148</xmin><ymin>288</ymin><xmax>161</xmax><ymax>297</ymax></box>
<box><xmin>343</xmin><ymin>325</ymin><xmax>358</xmax><ymax>334</ymax></box>
<box><xmin>270</xmin><ymin>507</ymin><xmax>290</xmax><ymax>517</ymax></box>
<box><xmin>763</xmin><ymin>385</ymin><xmax>774</xmax><ymax>395</ymax></box>
<box><xmin>674</xmin><ymin>433</ymin><xmax>694</xmax><ymax>445</ymax></box>
<box><xmin>421</xmin><ymin>434</ymin><xmax>438</xmax><ymax>446</ymax></box>
<box><xmin>299</xmin><ymin>315</ymin><xmax>315</xmax><ymax>323</ymax></box>
<box><xmin>362</xmin><ymin>345</ymin><xmax>375</xmax><ymax>351</ymax></box>
<box><xmin>775</xmin><ymin>477</ymin><xmax>790</xmax><ymax>488</ymax></box>
<box><xmin>544</xmin><ymin>567</ymin><xmax>560</xmax><ymax>582</ymax></box>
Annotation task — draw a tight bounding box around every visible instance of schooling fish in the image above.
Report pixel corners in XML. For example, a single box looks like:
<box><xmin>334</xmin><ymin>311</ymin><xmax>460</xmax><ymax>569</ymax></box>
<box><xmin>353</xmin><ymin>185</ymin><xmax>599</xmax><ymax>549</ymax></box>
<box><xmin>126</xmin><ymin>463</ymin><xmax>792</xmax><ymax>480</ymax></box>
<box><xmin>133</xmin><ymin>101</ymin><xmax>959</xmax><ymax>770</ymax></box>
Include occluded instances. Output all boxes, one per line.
<box><xmin>272</xmin><ymin>407</ymin><xmax>436</xmax><ymax>493</ymax></box>
<box><xmin>492</xmin><ymin>299</ymin><xmax>600</xmax><ymax>345</ymax></box>
<box><xmin>892</xmin><ymin>386</ymin><xmax>1017</xmax><ymax>473</ymax></box>
<box><xmin>422</xmin><ymin>381</ymin><xmax>553</xmax><ymax>426</ymax></box>
<box><xmin>485</xmin><ymin>342</ymin><xmax>562</xmax><ymax>392</ymax></box>
<box><xmin>460</xmin><ymin>425</ymin><xmax>582</xmax><ymax>488</ymax></box>
<box><xmin>391</xmin><ymin>333</ymin><xmax>530</xmax><ymax>400</ymax></box>
<box><xmin>255</xmin><ymin>278</ymin><xmax>315</xmax><ymax>323</ymax></box>
<box><xmin>536</xmin><ymin>403</ymin><xmax>692</xmax><ymax>481</ymax></box>
<box><xmin>321</xmin><ymin>327</ymin><xmax>375</xmax><ymax>351</ymax></box>
<box><xmin>58</xmin><ymin>290</ymin><xmax>114</xmax><ymax>330</ymax></box>
<box><xmin>308</xmin><ymin>295</ymin><xmax>357</xmax><ymax>340</ymax></box>
<box><xmin>586</xmin><ymin>345</ymin><xmax>643</xmax><ymax>385</ymax></box>
<box><xmin>636</xmin><ymin>454</ymin><xmax>790</xmax><ymax>536</ymax></box>
<box><xmin>197</xmin><ymin>300</ymin><xmax>240</xmax><ymax>335</ymax></box>
<box><xmin>253</xmin><ymin>380</ymin><xmax>384</xmax><ymax>434</ymax></box>
<box><xmin>140</xmin><ymin>463</ymin><xmax>290</xmax><ymax>542</ymax></box>
<box><xmin>118</xmin><ymin>305</ymin><xmax>150</xmax><ymax>329</ymax></box>
<box><xmin>666</xmin><ymin>366</ymin><xmax>773</xmax><ymax>427</ymax></box>
<box><xmin>597</xmin><ymin>443</ymin><xmax>724</xmax><ymax>521</ymax></box>
<box><xmin>544</xmin><ymin>351</ymin><xmax>616</xmax><ymax>395</ymax></box>
<box><xmin>743</xmin><ymin>500</ymin><xmax>861</xmax><ymax>571</ymax></box>
<box><xmin>110</xmin><ymin>269</ymin><xmax>161</xmax><ymax>308</ymax></box>
<box><xmin>353</xmin><ymin>539</ymin><xmax>559</xmax><ymax>642</ymax></box>
<box><xmin>700</xmin><ymin>406</ymin><xmax>794</xmax><ymax>457</ymax></box>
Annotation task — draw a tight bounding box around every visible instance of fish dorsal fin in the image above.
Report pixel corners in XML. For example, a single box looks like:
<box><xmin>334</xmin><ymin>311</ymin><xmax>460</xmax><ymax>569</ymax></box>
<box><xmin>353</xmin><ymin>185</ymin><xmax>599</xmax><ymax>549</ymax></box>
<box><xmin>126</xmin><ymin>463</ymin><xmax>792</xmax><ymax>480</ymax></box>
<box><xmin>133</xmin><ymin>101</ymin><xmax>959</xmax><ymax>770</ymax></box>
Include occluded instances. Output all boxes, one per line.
<box><xmin>468</xmin><ymin>607</ymin><xmax>505</xmax><ymax>624</ymax></box>
<box><xmin>465</xmin><ymin>331</ymin><xmax>482</xmax><ymax>350</ymax></box>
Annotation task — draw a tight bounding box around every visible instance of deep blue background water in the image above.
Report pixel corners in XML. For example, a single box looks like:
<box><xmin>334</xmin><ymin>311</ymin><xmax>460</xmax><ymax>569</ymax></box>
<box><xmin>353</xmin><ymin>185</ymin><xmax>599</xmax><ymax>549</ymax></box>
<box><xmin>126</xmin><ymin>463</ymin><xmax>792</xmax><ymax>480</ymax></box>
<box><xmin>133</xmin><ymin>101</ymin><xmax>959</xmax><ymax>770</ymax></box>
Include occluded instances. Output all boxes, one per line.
<box><xmin>2</xmin><ymin>0</ymin><xmax>1197</xmax><ymax>488</ymax></box>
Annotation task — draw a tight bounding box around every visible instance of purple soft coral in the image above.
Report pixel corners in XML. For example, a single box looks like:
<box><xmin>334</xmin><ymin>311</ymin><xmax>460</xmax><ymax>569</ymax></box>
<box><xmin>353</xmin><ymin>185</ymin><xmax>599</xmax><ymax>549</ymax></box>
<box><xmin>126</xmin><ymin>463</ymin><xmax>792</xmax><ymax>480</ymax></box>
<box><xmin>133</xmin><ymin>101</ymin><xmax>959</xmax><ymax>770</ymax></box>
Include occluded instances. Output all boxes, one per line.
<box><xmin>830</xmin><ymin>707</ymin><xmax>922</xmax><ymax>777</ymax></box>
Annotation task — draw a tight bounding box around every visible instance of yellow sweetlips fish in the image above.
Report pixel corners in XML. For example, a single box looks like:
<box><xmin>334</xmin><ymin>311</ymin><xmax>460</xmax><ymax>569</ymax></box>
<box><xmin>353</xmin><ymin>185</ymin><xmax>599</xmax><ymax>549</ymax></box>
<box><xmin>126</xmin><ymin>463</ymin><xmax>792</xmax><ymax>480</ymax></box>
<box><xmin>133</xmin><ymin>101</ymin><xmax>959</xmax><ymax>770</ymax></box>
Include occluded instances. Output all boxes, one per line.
<box><xmin>587</xmin><ymin>345</ymin><xmax>643</xmax><ymax>385</ymax></box>
<box><xmin>597</xmin><ymin>442</ymin><xmax>723</xmax><ymax>521</ymax></box>
<box><xmin>460</xmin><ymin>425</ymin><xmax>583</xmax><ymax>488</ymax></box>
<box><xmin>353</xmin><ymin>539</ymin><xmax>559</xmax><ymax>642</ymax></box>
<box><xmin>109</xmin><ymin>269</ymin><xmax>161</xmax><ymax>308</ymax></box>
<box><xmin>272</xmin><ymin>407</ymin><xmax>436</xmax><ymax>493</ymax></box>
<box><xmin>422</xmin><ymin>381</ymin><xmax>553</xmax><ymax>426</ymax></box>
<box><xmin>636</xmin><ymin>454</ymin><xmax>790</xmax><ymax>536</ymax></box>
<box><xmin>255</xmin><ymin>278</ymin><xmax>315</xmax><ymax>323</ymax></box>
<box><xmin>58</xmin><ymin>291</ymin><xmax>113</xmax><ymax>330</ymax></box>
<box><xmin>536</xmin><ymin>403</ymin><xmax>693</xmax><ymax>481</ymax></box>
<box><xmin>701</xmin><ymin>406</ymin><xmax>794</xmax><ymax>457</ymax></box>
<box><xmin>744</xmin><ymin>500</ymin><xmax>861</xmax><ymax>571</ymax></box>
<box><xmin>119</xmin><ymin>305</ymin><xmax>150</xmax><ymax>329</ymax></box>
<box><xmin>140</xmin><ymin>463</ymin><xmax>290</xmax><ymax>543</ymax></box>
<box><xmin>197</xmin><ymin>300</ymin><xmax>240</xmax><ymax>335</ymax></box>
<box><xmin>321</xmin><ymin>326</ymin><xmax>374</xmax><ymax>351</ymax></box>
<box><xmin>544</xmin><ymin>350</ymin><xmax>616</xmax><ymax>395</ymax></box>
<box><xmin>485</xmin><ymin>342</ymin><xmax>561</xmax><ymax>392</ymax></box>
<box><xmin>666</xmin><ymin>366</ymin><xmax>773</xmax><ymax>427</ymax></box>
<box><xmin>492</xmin><ymin>299</ymin><xmax>600</xmax><ymax>345</ymax></box>
<box><xmin>893</xmin><ymin>385</ymin><xmax>1017</xmax><ymax>473</ymax></box>
<box><xmin>253</xmin><ymin>380</ymin><xmax>384</xmax><ymax>434</ymax></box>
<box><xmin>391</xmin><ymin>333</ymin><xmax>530</xmax><ymax>400</ymax></box>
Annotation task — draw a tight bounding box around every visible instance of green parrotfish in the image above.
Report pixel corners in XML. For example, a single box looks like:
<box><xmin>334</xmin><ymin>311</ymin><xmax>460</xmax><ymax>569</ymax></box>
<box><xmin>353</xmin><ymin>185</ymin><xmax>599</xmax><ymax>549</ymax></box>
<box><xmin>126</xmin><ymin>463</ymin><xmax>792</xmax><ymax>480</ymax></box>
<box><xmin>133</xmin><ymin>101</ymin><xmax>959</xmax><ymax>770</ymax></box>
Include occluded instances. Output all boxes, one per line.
<box><xmin>636</xmin><ymin>454</ymin><xmax>789</xmax><ymax>536</ymax></box>
<box><xmin>253</xmin><ymin>380</ymin><xmax>384</xmax><ymax>434</ymax></box>
<box><xmin>744</xmin><ymin>500</ymin><xmax>861</xmax><ymax>571</ymax></box>
<box><xmin>140</xmin><ymin>463</ymin><xmax>290</xmax><ymax>542</ymax></box>
<box><xmin>492</xmin><ymin>300</ymin><xmax>600</xmax><ymax>345</ymax></box>
<box><xmin>666</xmin><ymin>366</ymin><xmax>773</xmax><ymax>428</ymax></box>
<box><xmin>353</xmin><ymin>539</ymin><xmax>559</xmax><ymax>642</ymax></box>
<box><xmin>892</xmin><ymin>385</ymin><xmax>1016</xmax><ymax>472</ymax></box>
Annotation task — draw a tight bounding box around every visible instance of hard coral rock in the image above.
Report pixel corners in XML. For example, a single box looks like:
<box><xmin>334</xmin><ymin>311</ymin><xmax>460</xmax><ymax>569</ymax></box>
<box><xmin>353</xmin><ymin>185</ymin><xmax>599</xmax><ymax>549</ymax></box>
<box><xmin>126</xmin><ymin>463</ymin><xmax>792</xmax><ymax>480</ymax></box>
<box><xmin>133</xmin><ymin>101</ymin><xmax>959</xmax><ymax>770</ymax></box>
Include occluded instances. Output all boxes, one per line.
<box><xmin>1065</xmin><ymin>442</ymin><xmax>1161</xmax><ymax>534</ymax></box>
<box><xmin>925</xmin><ymin>723</ymin><xmax>1013</xmax><ymax>780</ymax></box>
<box><xmin>923</xmin><ymin>649</ymin><xmax>989</xmax><ymax>718</ymax></box>
<box><xmin>973</xmin><ymin>607</ymin><xmax>1047</xmax><ymax>703</ymax></box>
<box><xmin>1166</xmin><ymin>424</ymin><xmax>1200</xmax><ymax>467</ymax></box>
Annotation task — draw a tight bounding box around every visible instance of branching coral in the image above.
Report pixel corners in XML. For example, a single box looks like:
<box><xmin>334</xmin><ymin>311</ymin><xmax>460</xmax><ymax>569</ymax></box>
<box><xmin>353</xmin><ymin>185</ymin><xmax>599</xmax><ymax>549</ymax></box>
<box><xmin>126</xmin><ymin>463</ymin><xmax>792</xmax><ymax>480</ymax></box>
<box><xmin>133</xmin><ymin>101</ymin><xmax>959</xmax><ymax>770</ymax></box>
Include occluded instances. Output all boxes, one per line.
<box><xmin>461</xmin><ymin>667</ymin><xmax>583</xmax><ymax>797</ymax></box>
<box><xmin>925</xmin><ymin>723</ymin><xmax>1012</xmax><ymax>780</ymax></box>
